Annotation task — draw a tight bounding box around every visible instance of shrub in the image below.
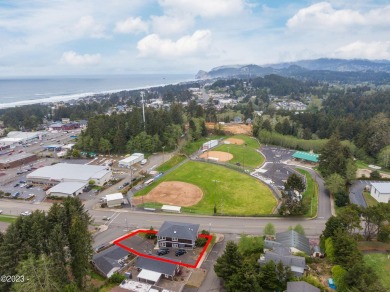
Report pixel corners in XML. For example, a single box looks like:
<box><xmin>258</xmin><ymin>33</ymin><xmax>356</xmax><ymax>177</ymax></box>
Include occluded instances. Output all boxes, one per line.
<box><xmin>196</xmin><ymin>237</ymin><xmax>208</xmax><ymax>247</ymax></box>
<box><xmin>108</xmin><ymin>272</ymin><xmax>125</xmax><ymax>284</ymax></box>
<box><xmin>332</xmin><ymin>265</ymin><xmax>347</xmax><ymax>291</ymax></box>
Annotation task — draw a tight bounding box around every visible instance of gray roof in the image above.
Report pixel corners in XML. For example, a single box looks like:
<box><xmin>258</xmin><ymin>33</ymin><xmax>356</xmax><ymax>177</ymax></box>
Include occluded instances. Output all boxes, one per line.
<box><xmin>27</xmin><ymin>163</ymin><xmax>111</xmax><ymax>182</ymax></box>
<box><xmin>157</xmin><ymin>221</ymin><xmax>199</xmax><ymax>241</ymax></box>
<box><xmin>287</xmin><ymin>281</ymin><xmax>320</xmax><ymax>292</ymax></box>
<box><xmin>264</xmin><ymin>239</ymin><xmax>282</xmax><ymax>250</ymax></box>
<box><xmin>92</xmin><ymin>245</ymin><xmax>129</xmax><ymax>277</ymax></box>
<box><xmin>48</xmin><ymin>182</ymin><xmax>86</xmax><ymax>195</ymax></box>
<box><xmin>371</xmin><ymin>182</ymin><xmax>390</xmax><ymax>194</ymax></box>
<box><xmin>276</xmin><ymin>230</ymin><xmax>311</xmax><ymax>255</ymax></box>
<box><xmin>136</xmin><ymin>257</ymin><xmax>176</xmax><ymax>276</ymax></box>
<box><xmin>0</xmin><ymin>153</ymin><xmax>36</xmax><ymax>163</ymax></box>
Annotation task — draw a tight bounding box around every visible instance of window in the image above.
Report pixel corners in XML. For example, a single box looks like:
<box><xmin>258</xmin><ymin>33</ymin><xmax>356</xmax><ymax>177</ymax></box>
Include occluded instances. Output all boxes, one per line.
<box><xmin>172</xmin><ymin>237</ymin><xmax>178</xmax><ymax>241</ymax></box>
<box><xmin>159</xmin><ymin>236</ymin><xmax>166</xmax><ymax>240</ymax></box>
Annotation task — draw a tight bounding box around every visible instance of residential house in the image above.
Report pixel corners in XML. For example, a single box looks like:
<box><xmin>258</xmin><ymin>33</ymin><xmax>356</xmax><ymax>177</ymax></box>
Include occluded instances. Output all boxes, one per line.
<box><xmin>258</xmin><ymin>246</ymin><xmax>306</xmax><ymax>278</ymax></box>
<box><xmin>264</xmin><ymin>230</ymin><xmax>311</xmax><ymax>255</ymax></box>
<box><xmin>370</xmin><ymin>182</ymin><xmax>390</xmax><ymax>203</ymax></box>
<box><xmin>157</xmin><ymin>221</ymin><xmax>199</xmax><ymax>249</ymax></box>
<box><xmin>92</xmin><ymin>245</ymin><xmax>130</xmax><ymax>278</ymax></box>
<box><xmin>135</xmin><ymin>257</ymin><xmax>180</xmax><ymax>285</ymax></box>
<box><xmin>287</xmin><ymin>281</ymin><xmax>320</xmax><ymax>292</ymax></box>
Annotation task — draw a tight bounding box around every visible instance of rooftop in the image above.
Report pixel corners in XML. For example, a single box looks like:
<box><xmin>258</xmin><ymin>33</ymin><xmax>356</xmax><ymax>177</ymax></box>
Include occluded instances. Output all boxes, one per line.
<box><xmin>287</xmin><ymin>281</ymin><xmax>320</xmax><ymax>292</ymax></box>
<box><xmin>27</xmin><ymin>163</ymin><xmax>111</xmax><ymax>182</ymax></box>
<box><xmin>276</xmin><ymin>230</ymin><xmax>311</xmax><ymax>255</ymax></box>
<box><xmin>48</xmin><ymin>182</ymin><xmax>86</xmax><ymax>195</ymax></box>
<box><xmin>292</xmin><ymin>151</ymin><xmax>319</xmax><ymax>163</ymax></box>
<box><xmin>135</xmin><ymin>256</ymin><xmax>177</xmax><ymax>276</ymax></box>
<box><xmin>0</xmin><ymin>153</ymin><xmax>36</xmax><ymax>164</ymax></box>
<box><xmin>157</xmin><ymin>221</ymin><xmax>200</xmax><ymax>241</ymax></box>
<box><xmin>371</xmin><ymin>182</ymin><xmax>390</xmax><ymax>194</ymax></box>
<box><xmin>92</xmin><ymin>245</ymin><xmax>129</xmax><ymax>278</ymax></box>
<box><xmin>106</xmin><ymin>193</ymin><xmax>124</xmax><ymax>201</ymax></box>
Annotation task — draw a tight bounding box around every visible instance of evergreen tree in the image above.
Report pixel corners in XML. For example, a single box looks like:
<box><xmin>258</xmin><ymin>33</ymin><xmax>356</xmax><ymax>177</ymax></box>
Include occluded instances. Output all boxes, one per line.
<box><xmin>214</xmin><ymin>241</ymin><xmax>242</xmax><ymax>282</ymax></box>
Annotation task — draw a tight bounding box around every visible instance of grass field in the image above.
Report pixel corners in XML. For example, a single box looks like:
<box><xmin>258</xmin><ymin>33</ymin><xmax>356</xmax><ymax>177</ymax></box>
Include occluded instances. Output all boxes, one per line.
<box><xmin>0</xmin><ymin>214</ymin><xmax>17</xmax><ymax>223</ymax></box>
<box><xmin>229</xmin><ymin>134</ymin><xmax>260</xmax><ymax>149</ymax></box>
<box><xmin>363</xmin><ymin>191</ymin><xmax>378</xmax><ymax>207</ymax></box>
<box><xmin>156</xmin><ymin>155</ymin><xmax>186</xmax><ymax>172</ymax></box>
<box><xmin>364</xmin><ymin>254</ymin><xmax>390</xmax><ymax>290</ymax></box>
<box><xmin>136</xmin><ymin>161</ymin><xmax>276</xmax><ymax>215</ymax></box>
<box><xmin>296</xmin><ymin>168</ymin><xmax>318</xmax><ymax>217</ymax></box>
<box><xmin>213</xmin><ymin>144</ymin><xmax>264</xmax><ymax>168</ymax></box>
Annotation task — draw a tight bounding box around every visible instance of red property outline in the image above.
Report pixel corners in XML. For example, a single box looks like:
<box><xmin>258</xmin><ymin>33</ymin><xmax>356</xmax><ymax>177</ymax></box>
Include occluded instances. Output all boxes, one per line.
<box><xmin>113</xmin><ymin>229</ymin><xmax>213</xmax><ymax>268</ymax></box>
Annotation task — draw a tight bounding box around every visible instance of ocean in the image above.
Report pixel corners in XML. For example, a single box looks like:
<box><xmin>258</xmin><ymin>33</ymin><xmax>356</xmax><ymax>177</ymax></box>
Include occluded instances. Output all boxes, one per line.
<box><xmin>0</xmin><ymin>74</ymin><xmax>194</xmax><ymax>109</ymax></box>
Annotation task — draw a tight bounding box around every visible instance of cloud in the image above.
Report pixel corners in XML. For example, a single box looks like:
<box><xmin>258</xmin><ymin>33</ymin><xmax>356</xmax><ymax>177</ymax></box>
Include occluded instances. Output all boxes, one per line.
<box><xmin>334</xmin><ymin>41</ymin><xmax>390</xmax><ymax>59</ymax></box>
<box><xmin>114</xmin><ymin>17</ymin><xmax>148</xmax><ymax>34</ymax></box>
<box><xmin>74</xmin><ymin>15</ymin><xmax>106</xmax><ymax>38</ymax></box>
<box><xmin>137</xmin><ymin>30</ymin><xmax>212</xmax><ymax>58</ymax></box>
<box><xmin>158</xmin><ymin>0</ymin><xmax>245</xmax><ymax>18</ymax></box>
<box><xmin>61</xmin><ymin>51</ymin><xmax>101</xmax><ymax>65</ymax></box>
<box><xmin>151</xmin><ymin>15</ymin><xmax>194</xmax><ymax>36</ymax></box>
<box><xmin>287</xmin><ymin>2</ymin><xmax>390</xmax><ymax>31</ymax></box>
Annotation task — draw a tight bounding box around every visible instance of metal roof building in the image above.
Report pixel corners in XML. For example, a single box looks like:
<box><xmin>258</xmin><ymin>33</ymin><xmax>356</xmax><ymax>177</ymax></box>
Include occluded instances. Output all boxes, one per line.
<box><xmin>292</xmin><ymin>151</ymin><xmax>319</xmax><ymax>163</ymax></box>
<box><xmin>275</xmin><ymin>230</ymin><xmax>311</xmax><ymax>255</ymax></box>
<box><xmin>27</xmin><ymin>163</ymin><xmax>112</xmax><ymax>186</ymax></box>
<box><xmin>47</xmin><ymin>182</ymin><xmax>86</xmax><ymax>197</ymax></box>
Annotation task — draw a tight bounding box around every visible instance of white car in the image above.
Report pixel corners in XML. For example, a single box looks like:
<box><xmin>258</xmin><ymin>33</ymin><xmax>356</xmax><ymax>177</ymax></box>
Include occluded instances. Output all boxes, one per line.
<box><xmin>21</xmin><ymin>211</ymin><xmax>32</xmax><ymax>216</ymax></box>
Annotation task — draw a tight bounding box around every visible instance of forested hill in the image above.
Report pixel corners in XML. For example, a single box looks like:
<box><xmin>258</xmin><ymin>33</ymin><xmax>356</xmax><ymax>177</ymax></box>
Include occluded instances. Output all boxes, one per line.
<box><xmin>197</xmin><ymin>58</ymin><xmax>390</xmax><ymax>84</ymax></box>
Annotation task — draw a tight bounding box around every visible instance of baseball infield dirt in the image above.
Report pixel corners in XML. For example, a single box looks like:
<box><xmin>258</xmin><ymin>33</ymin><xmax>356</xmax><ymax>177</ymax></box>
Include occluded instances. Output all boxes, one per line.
<box><xmin>199</xmin><ymin>151</ymin><xmax>233</xmax><ymax>162</ymax></box>
<box><xmin>132</xmin><ymin>181</ymin><xmax>203</xmax><ymax>207</ymax></box>
<box><xmin>225</xmin><ymin>138</ymin><xmax>245</xmax><ymax>145</ymax></box>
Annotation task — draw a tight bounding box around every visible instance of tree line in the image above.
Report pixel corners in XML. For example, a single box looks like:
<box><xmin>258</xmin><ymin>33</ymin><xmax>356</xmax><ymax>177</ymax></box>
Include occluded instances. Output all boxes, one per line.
<box><xmin>0</xmin><ymin>197</ymin><xmax>93</xmax><ymax>292</ymax></box>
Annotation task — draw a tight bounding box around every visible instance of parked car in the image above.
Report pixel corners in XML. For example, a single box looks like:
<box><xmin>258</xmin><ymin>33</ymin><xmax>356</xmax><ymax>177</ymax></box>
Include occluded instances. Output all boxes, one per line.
<box><xmin>123</xmin><ymin>182</ymin><xmax>130</xmax><ymax>187</ymax></box>
<box><xmin>21</xmin><ymin>211</ymin><xmax>32</xmax><ymax>216</ymax></box>
<box><xmin>12</xmin><ymin>192</ymin><xmax>20</xmax><ymax>198</ymax></box>
<box><xmin>102</xmin><ymin>216</ymin><xmax>111</xmax><ymax>221</ymax></box>
<box><xmin>175</xmin><ymin>249</ymin><xmax>187</xmax><ymax>256</ymax></box>
<box><xmin>14</xmin><ymin>183</ymin><xmax>19</xmax><ymax>187</ymax></box>
<box><xmin>0</xmin><ymin>210</ymin><xmax>3</xmax><ymax>214</ymax></box>
<box><xmin>157</xmin><ymin>248</ymin><xmax>170</xmax><ymax>256</ymax></box>
<box><xmin>25</xmin><ymin>184</ymin><xmax>33</xmax><ymax>189</ymax></box>
<box><xmin>94</xmin><ymin>244</ymin><xmax>107</xmax><ymax>253</ymax></box>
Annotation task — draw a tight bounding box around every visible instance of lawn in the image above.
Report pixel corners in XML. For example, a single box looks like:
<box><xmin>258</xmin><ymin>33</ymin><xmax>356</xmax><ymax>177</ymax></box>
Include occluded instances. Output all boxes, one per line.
<box><xmin>364</xmin><ymin>253</ymin><xmax>390</xmax><ymax>290</ymax></box>
<box><xmin>363</xmin><ymin>191</ymin><xmax>378</xmax><ymax>207</ymax></box>
<box><xmin>135</xmin><ymin>161</ymin><xmax>276</xmax><ymax>215</ymax></box>
<box><xmin>213</xmin><ymin>144</ymin><xmax>264</xmax><ymax>168</ymax></box>
<box><xmin>156</xmin><ymin>155</ymin><xmax>186</xmax><ymax>172</ymax></box>
<box><xmin>0</xmin><ymin>214</ymin><xmax>17</xmax><ymax>223</ymax></box>
<box><xmin>296</xmin><ymin>168</ymin><xmax>318</xmax><ymax>217</ymax></box>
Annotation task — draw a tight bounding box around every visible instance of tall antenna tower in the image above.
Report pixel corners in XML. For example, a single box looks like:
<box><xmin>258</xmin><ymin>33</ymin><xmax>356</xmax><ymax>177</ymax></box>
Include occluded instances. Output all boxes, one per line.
<box><xmin>141</xmin><ymin>91</ymin><xmax>146</xmax><ymax>131</ymax></box>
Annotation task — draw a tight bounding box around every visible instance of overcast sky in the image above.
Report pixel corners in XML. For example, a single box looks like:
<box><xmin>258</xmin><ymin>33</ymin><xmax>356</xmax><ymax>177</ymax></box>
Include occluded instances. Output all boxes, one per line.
<box><xmin>0</xmin><ymin>0</ymin><xmax>389</xmax><ymax>76</ymax></box>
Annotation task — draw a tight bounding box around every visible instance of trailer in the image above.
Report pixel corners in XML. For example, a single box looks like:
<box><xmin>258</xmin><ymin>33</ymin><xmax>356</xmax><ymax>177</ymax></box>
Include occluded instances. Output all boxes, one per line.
<box><xmin>118</xmin><ymin>153</ymin><xmax>144</xmax><ymax>168</ymax></box>
<box><xmin>202</xmin><ymin>139</ymin><xmax>219</xmax><ymax>151</ymax></box>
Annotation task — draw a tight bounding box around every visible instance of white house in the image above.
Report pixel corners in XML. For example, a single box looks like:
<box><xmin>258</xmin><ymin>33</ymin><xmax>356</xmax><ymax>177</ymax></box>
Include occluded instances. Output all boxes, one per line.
<box><xmin>370</xmin><ymin>182</ymin><xmax>390</xmax><ymax>203</ymax></box>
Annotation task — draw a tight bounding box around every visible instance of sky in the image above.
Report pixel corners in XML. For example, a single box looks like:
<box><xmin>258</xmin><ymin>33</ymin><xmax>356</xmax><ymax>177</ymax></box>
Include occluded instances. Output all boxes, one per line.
<box><xmin>0</xmin><ymin>0</ymin><xmax>389</xmax><ymax>76</ymax></box>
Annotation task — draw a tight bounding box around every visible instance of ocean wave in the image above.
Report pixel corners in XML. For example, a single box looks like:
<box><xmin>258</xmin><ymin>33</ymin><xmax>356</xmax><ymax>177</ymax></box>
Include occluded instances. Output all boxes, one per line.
<box><xmin>0</xmin><ymin>79</ymin><xmax>194</xmax><ymax>109</ymax></box>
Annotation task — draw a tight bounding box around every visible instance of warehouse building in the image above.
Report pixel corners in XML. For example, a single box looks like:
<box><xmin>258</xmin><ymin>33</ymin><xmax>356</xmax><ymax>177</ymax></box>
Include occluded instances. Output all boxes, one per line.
<box><xmin>118</xmin><ymin>153</ymin><xmax>144</xmax><ymax>168</ymax></box>
<box><xmin>0</xmin><ymin>131</ymin><xmax>46</xmax><ymax>147</ymax></box>
<box><xmin>47</xmin><ymin>182</ymin><xmax>86</xmax><ymax>197</ymax></box>
<box><xmin>27</xmin><ymin>163</ymin><xmax>112</xmax><ymax>186</ymax></box>
<box><xmin>0</xmin><ymin>153</ymin><xmax>37</xmax><ymax>169</ymax></box>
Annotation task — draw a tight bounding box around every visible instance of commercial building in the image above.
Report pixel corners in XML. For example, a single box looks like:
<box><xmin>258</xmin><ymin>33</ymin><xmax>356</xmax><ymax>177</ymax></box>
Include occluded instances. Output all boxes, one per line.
<box><xmin>118</xmin><ymin>153</ymin><xmax>144</xmax><ymax>168</ymax></box>
<box><xmin>47</xmin><ymin>182</ymin><xmax>86</xmax><ymax>197</ymax></box>
<box><xmin>292</xmin><ymin>151</ymin><xmax>319</xmax><ymax>163</ymax></box>
<box><xmin>370</xmin><ymin>182</ymin><xmax>390</xmax><ymax>203</ymax></box>
<box><xmin>27</xmin><ymin>163</ymin><xmax>112</xmax><ymax>187</ymax></box>
<box><xmin>106</xmin><ymin>193</ymin><xmax>124</xmax><ymax>207</ymax></box>
<box><xmin>0</xmin><ymin>153</ymin><xmax>37</xmax><ymax>169</ymax></box>
<box><xmin>0</xmin><ymin>131</ymin><xmax>45</xmax><ymax>147</ymax></box>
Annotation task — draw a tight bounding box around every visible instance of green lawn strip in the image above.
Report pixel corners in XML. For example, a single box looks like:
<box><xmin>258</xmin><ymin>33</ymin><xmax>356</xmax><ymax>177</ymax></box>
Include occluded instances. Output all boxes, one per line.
<box><xmin>363</xmin><ymin>191</ymin><xmax>378</xmax><ymax>207</ymax></box>
<box><xmin>213</xmin><ymin>144</ymin><xmax>264</xmax><ymax>168</ymax></box>
<box><xmin>296</xmin><ymin>168</ymin><xmax>318</xmax><ymax>217</ymax></box>
<box><xmin>229</xmin><ymin>134</ymin><xmax>260</xmax><ymax>149</ymax></box>
<box><xmin>156</xmin><ymin>155</ymin><xmax>186</xmax><ymax>172</ymax></box>
<box><xmin>356</xmin><ymin>160</ymin><xmax>390</xmax><ymax>174</ymax></box>
<box><xmin>0</xmin><ymin>215</ymin><xmax>17</xmax><ymax>223</ymax></box>
<box><xmin>137</xmin><ymin>202</ymin><xmax>163</xmax><ymax>209</ymax></box>
<box><xmin>135</xmin><ymin>161</ymin><xmax>276</xmax><ymax>215</ymax></box>
<box><xmin>364</xmin><ymin>254</ymin><xmax>390</xmax><ymax>290</ymax></box>
<box><xmin>183</xmin><ymin>135</ymin><xmax>225</xmax><ymax>155</ymax></box>
<box><xmin>206</xmin><ymin>234</ymin><xmax>217</xmax><ymax>252</ymax></box>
